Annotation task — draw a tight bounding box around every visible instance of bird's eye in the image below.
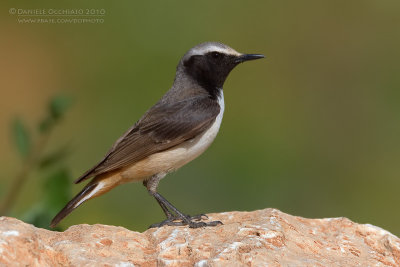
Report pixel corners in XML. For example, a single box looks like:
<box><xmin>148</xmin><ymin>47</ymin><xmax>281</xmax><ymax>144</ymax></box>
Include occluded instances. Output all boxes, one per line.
<box><xmin>211</xmin><ymin>52</ymin><xmax>221</xmax><ymax>59</ymax></box>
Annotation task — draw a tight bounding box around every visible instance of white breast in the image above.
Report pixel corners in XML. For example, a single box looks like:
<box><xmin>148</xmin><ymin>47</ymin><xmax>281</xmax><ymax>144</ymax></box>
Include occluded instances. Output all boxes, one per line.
<box><xmin>121</xmin><ymin>91</ymin><xmax>225</xmax><ymax>181</ymax></box>
<box><xmin>184</xmin><ymin>91</ymin><xmax>225</xmax><ymax>158</ymax></box>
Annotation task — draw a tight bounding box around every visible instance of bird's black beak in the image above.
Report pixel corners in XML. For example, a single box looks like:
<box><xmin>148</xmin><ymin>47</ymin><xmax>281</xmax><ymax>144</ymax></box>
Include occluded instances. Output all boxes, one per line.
<box><xmin>235</xmin><ymin>54</ymin><xmax>265</xmax><ymax>63</ymax></box>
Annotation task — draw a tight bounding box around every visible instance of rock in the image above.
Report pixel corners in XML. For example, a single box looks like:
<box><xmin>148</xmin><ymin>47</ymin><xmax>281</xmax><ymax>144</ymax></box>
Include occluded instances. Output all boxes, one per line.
<box><xmin>0</xmin><ymin>209</ymin><xmax>399</xmax><ymax>266</ymax></box>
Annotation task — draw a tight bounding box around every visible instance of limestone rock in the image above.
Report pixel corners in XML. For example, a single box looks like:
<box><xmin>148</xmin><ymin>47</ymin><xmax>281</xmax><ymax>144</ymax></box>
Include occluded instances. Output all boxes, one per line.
<box><xmin>1</xmin><ymin>209</ymin><xmax>399</xmax><ymax>266</ymax></box>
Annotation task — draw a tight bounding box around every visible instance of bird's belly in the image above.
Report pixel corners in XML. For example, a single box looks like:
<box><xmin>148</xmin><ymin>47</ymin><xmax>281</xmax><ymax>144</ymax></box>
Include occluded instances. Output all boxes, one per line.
<box><xmin>120</xmin><ymin>117</ymin><xmax>221</xmax><ymax>181</ymax></box>
<box><xmin>121</xmin><ymin>93</ymin><xmax>225</xmax><ymax>182</ymax></box>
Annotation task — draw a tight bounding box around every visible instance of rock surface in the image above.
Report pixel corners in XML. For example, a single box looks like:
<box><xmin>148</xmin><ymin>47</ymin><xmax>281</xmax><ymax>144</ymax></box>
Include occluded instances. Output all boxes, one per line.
<box><xmin>1</xmin><ymin>209</ymin><xmax>399</xmax><ymax>266</ymax></box>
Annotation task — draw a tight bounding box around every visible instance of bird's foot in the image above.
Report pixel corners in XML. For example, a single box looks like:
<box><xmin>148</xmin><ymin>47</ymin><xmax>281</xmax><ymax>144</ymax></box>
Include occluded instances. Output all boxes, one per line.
<box><xmin>148</xmin><ymin>214</ymin><xmax>223</xmax><ymax>228</ymax></box>
<box><xmin>189</xmin><ymin>213</ymin><xmax>208</xmax><ymax>221</ymax></box>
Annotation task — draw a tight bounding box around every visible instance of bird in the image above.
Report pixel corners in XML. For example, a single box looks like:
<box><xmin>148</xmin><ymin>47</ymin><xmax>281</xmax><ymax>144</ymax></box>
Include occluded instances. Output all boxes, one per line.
<box><xmin>50</xmin><ymin>42</ymin><xmax>264</xmax><ymax>229</ymax></box>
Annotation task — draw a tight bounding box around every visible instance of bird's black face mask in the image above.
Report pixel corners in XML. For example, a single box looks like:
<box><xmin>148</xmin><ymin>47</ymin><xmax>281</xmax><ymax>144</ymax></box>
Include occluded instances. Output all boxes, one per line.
<box><xmin>183</xmin><ymin>52</ymin><xmax>239</xmax><ymax>97</ymax></box>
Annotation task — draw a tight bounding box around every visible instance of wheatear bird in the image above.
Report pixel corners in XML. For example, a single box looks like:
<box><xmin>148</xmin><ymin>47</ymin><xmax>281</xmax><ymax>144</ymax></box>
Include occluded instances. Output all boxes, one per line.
<box><xmin>50</xmin><ymin>42</ymin><xmax>264</xmax><ymax>228</ymax></box>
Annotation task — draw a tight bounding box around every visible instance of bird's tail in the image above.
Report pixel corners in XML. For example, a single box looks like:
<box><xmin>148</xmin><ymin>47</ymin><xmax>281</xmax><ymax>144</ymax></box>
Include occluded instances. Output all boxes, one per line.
<box><xmin>50</xmin><ymin>173</ymin><xmax>121</xmax><ymax>228</ymax></box>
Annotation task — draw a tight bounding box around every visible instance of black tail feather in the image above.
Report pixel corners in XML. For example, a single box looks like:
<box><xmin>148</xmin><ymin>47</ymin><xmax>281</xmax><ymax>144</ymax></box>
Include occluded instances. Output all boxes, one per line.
<box><xmin>50</xmin><ymin>183</ymin><xmax>97</xmax><ymax>228</ymax></box>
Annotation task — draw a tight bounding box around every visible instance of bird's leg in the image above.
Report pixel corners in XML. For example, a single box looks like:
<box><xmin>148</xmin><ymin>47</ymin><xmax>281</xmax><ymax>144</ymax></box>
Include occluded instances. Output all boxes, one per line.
<box><xmin>155</xmin><ymin>196</ymin><xmax>174</xmax><ymax>219</ymax></box>
<box><xmin>154</xmin><ymin>195</ymin><xmax>208</xmax><ymax>222</ymax></box>
<box><xmin>143</xmin><ymin>175</ymin><xmax>174</xmax><ymax>219</ymax></box>
<box><xmin>150</xmin><ymin>192</ymin><xmax>221</xmax><ymax>228</ymax></box>
<box><xmin>154</xmin><ymin>195</ymin><xmax>208</xmax><ymax>223</ymax></box>
<box><xmin>143</xmin><ymin>174</ymin><xmax>222</xmax><ymax>228</ymax></box>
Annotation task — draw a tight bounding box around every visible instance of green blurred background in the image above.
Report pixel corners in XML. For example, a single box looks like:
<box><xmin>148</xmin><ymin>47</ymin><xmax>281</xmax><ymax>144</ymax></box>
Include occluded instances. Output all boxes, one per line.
<box><xmin>1</xmin><ymin>1</ymin><xmax>400</xmax><ymax>235</ymax></box>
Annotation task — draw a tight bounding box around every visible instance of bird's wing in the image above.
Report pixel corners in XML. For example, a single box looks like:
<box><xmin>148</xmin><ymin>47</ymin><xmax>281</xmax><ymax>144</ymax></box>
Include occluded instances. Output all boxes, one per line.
<box><xmin>75</xmin><ymin>95</ymin><xmax>220</xmax><ymax>183</ymax></box>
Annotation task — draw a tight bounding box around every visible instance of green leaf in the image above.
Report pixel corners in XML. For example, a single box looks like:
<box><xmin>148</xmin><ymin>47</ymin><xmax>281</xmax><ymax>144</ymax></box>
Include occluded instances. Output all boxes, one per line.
<box><xmin>43</xmin><ymin>168</ymin><xmax>71</xmax><ymax>214</ymax></box>
<box><xmin>23</xmin><ymin>203</ymin><xmax>57</xmax><ymax>230</ymax></box>
<box><xmin>30</xmin><ymin>210</ymin><xmax>56</xmax><ymax>230</ymax></box>
<box><xmin>12</xmin><ymin>118</ymin><xmax>31</xmax><ymax>158</ymax></box>
<box><xmin>38</xmin><ymin>95</ymin><xmax>72</xmax><ymax>133</ymax></box>
<box><xmin>23</xmin><ymin>168</ymin><xmax>71</xmax><ymax>231</ymax></box>
<box><xmin>49</xmin><ymin>95</ymin><xmax>72</xmax><ymax>120</ymax></box>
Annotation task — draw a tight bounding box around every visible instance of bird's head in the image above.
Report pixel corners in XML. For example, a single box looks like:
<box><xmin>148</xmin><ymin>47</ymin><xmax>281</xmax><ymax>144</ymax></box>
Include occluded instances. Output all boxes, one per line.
<box><xmin>178</xmin><ymin>42</ymin><xmax>264</xmax><ymax>96</ymax></box>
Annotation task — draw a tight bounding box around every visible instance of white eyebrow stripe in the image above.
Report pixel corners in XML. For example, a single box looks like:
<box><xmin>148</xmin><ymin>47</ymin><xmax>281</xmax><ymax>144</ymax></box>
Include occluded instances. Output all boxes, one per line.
<box><xmin>191</xmin><ymin>45</ymin><xmax>241</xmax><ymax>57</ymax></box>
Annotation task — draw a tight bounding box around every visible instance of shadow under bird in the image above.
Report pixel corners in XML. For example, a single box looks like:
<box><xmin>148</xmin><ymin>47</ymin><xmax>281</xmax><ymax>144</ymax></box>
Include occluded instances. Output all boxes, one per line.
<box><xmin>50</xmin><ymin>42</ymin><xmax>264</xmax><ymax>229</ymax></box>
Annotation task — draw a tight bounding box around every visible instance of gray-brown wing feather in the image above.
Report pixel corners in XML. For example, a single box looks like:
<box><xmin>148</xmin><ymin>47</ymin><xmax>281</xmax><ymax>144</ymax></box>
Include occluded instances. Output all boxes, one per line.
<box><xmin>75</xmin><ymin>96</ymin><xmax>220</xmax><ymax>183</ymax></box>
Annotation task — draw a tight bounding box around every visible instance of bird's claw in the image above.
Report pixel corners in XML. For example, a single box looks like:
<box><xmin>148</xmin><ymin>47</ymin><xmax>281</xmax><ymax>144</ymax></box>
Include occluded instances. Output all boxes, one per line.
<box><xmin>148</xmin><ymin>213</ymin><xmax>221</xmax><ymax>229</ymax></box>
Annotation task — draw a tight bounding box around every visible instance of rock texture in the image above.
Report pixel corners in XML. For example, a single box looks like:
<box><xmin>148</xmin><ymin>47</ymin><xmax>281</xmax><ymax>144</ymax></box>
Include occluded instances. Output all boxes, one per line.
<box><xmin>1</xmin><ymin>209</ymin><xmax>399</xmax><ymax>266</ymax></box>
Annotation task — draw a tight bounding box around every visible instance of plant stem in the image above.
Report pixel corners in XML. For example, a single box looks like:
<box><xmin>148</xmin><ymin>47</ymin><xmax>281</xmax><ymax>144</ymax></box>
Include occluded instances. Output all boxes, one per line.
<box><xmin>0</xmin><ymin>132</ymin><xmax>51</xmax><ymax>215</ymax></box>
